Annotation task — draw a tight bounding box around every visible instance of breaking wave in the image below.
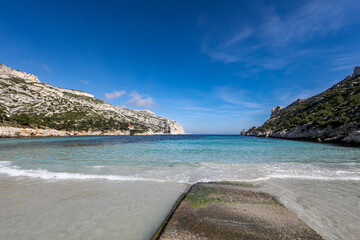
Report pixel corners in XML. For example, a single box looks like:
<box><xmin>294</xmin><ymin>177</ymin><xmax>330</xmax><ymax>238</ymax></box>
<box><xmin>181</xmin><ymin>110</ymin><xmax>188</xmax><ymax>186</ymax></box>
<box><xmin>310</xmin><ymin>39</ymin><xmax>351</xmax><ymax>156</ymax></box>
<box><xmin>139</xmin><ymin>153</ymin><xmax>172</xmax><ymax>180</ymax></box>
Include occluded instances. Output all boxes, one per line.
<box><xmin>0</xmin><ymin>161</ymin><xmax>163</xmax><ymax>182</ymax></box>
<box><xmin>1</xmin><ymin>161</ymin><xmax>359</xmax><ymax>183</ymax></box>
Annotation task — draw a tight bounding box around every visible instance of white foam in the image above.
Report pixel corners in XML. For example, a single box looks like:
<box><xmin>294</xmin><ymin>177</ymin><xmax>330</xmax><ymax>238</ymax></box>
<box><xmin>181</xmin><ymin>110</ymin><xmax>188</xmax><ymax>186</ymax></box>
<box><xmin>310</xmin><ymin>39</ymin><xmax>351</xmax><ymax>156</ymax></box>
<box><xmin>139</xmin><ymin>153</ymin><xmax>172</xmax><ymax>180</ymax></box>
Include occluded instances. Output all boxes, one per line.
<box><xmin>0</xmin><ymin>162</ymin><xmax>165</xmax><ymax>182</ymax></box>
<box><xmin>89</xmin><ymin>165</ymin><xmax>108</xmax><ymax>169</ymax></box>
<box><xmin>268</xmin><ymin>174</ymin><xmax>360</xmax><ymax>181</ymax></box>
<box><xmin>1</xmin><ymin>161</ymin><xmax>359</xmax><ymax>183</ymax></box>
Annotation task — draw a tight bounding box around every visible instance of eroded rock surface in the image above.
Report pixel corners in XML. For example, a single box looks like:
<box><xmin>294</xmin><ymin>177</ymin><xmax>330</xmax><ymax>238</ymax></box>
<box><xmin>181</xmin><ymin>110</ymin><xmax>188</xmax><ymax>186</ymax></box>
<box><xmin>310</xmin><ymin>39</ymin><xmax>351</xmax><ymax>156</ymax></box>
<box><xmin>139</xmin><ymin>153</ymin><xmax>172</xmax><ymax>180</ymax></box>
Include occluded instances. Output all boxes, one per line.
<box><xmin>155</xmin><ymin>182</ymin><xmax>323</xmax><ymax>240</ymax></box>
<box><xmin>242</xmin><ymin>66</ymin><xmax>360</xmax><ymax>145</ymax></box>
<box><xmin>0</xmin><ymin>64</ymin><xmax>185</xmax><ymax>137</ymax></box>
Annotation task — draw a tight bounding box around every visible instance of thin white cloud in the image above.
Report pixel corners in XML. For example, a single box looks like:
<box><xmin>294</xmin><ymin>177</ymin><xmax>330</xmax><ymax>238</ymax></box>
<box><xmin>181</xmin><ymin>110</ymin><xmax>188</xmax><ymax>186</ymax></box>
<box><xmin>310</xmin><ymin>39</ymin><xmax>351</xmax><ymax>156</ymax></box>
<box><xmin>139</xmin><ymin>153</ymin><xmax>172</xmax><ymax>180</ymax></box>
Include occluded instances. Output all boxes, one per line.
<box><xmin>203</xmin><ymin>50</ymin><xmax>240</xmax><ymax>63</ymax></box>
<box><xmin>81</xmin><ymin>79</ymin><xmax>89</xmax><ymax>85</ymax></box>
<box><xmin>127</xmin><ymin>91</ymin><xmax>155</xmax><ymax>108</ymax></box>
<box><xmin>201</xmin><ymin>0</ymin><xmax>359</xmax><ymax>69</ymax></box>
<box><xmin>41</xmin><ymin>64</ymin><xmax>52</xmax><ymax>72</ymax></box>
<box><xmin>180</xmin><ymin>106</ymin><xmax>211</xmax><ymax>111</ymax></box>
<box><xmin>105</xmin><ymin>90</ymin><xmax>126</xmax><ymax>100</ymax></box>
<box><xmin>331</xmin><ymin>52</ymin><xmax>360</xmax><ymax>71</ymax></box>
<box><xmin>22</xmin><ymin>60</ymin><xmax>52</xmax><ymax>72</ymax></box>
<box><xmin>221</xmin><ymin>28</ymin><xmax>253</xmax><ymax>48</ymax></box>
<box><xmin>260</xmin><ymin>0</ymin><xmax>345</xmax><ymax>44</ymax></box>
<box><xmin>214</xmin><ymin>86</ymin><xmax>261</xmax><ymax>108</ymax></box>
<box><xmin>273</xmin><ymin>87</ymin><xmax>323</xmax><ymax>107</ymax></box>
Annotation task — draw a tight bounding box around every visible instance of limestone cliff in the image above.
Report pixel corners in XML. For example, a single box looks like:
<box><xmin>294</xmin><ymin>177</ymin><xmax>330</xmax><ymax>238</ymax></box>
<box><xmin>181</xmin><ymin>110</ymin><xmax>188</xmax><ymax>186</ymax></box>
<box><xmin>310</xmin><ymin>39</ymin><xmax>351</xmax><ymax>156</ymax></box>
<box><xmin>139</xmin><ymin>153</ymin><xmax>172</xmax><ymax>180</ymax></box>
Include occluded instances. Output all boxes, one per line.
<box><xmin>0</xmin><ymin>64</ymin><xmax>185</xmax><ymax>137</ymax></box>
<box><xmin>242</xmin><ymin>66</ymin><xmax>360</xmax><ymax>145</ymax></box>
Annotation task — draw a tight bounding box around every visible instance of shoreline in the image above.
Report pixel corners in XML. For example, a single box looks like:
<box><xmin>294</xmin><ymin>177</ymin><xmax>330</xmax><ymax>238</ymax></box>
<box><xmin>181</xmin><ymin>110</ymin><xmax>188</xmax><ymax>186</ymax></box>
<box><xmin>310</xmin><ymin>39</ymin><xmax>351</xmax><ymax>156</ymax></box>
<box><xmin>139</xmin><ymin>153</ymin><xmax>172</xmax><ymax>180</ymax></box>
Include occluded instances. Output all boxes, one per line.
<box><xmin>1</xmin><ymin>131</ymin><xmax>358</xmax><ymax>239</ymax></box>
<box><xmin>241</xmin><ymin>124</ymin><xmax>360</xmax><ymax>146</ymax></box>
<box><xmin>153</xmin><ymin>182</ymin><xmax>324</xmax><ymax>240</ymax></box>
<box><xmin>1</xmin><ymin>126</ymin><xmax>358</xmax><ymax>148</ymax></box>
<box><xmin>242</xmin><ymin>134</ymin><xmax>360</xmax><ymax>147</ymax></box>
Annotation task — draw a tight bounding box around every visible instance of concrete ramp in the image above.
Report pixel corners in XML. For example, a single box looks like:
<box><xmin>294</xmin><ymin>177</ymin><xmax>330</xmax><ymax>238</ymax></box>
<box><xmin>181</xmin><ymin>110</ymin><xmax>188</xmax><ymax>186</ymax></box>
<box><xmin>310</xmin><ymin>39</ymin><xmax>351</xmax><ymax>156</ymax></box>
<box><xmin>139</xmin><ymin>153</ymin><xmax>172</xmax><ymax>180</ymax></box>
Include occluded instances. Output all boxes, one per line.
<box><xmin>153</xmin><ymin>182</ymin><xmax>323</xmax><ymax>240</ymax></box>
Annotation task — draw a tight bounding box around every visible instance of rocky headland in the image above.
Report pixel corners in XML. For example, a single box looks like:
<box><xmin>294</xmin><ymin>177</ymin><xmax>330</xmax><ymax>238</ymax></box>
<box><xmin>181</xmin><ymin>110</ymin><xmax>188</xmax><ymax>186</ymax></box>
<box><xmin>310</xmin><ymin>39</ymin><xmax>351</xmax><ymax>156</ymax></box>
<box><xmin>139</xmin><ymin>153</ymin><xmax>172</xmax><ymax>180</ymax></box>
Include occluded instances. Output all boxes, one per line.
<box><xmin>0</xmin><ymin>64</ymin><xmax>185</xmax><ymax>137</ymax></box>
<box><xmin>242</xmin><ymin>66</ymin><xmax>360</xmax><ymax>145</ymax></box>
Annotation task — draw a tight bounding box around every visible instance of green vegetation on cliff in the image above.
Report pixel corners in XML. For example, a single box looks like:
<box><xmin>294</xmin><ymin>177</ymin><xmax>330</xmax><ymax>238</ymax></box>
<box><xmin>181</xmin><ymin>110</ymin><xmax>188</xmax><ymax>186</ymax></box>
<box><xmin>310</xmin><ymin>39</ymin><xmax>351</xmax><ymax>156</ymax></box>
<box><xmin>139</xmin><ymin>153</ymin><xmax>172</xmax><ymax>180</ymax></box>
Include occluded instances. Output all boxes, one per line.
<box><xmin>0</xmin><ymin>65</ymin><xmax>157</xmax><ymax>133</ymax></box>
<box><xmin>0</xmin><ymin>64</ymin><xmax>186</xmax><ymax>135</ymax></box>
<box><xmin>0</xmin><ymin>109</ymin><xmax>148</xmax><ymax>132</ymax></box>
<box><xmin>254</xmin><ymin>74</ymin><xmax>360</xmax><ymax>133</ymax></box>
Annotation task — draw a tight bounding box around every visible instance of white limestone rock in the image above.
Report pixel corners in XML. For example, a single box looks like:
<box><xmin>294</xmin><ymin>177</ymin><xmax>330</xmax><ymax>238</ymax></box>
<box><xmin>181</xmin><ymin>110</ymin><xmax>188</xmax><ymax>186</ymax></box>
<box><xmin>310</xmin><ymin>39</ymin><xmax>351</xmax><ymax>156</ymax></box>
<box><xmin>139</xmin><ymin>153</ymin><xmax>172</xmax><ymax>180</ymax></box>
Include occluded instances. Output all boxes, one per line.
<box><xmin>0</xmin><ymin>64</ymin><xmax>186</xmax><ymax>137</ymax></box>
<box><xmin>0</xmin><ymin>126</ymin><xmax>133</xmax><ymax>138</ymax></box>
<box><xmin>0</xmin><ymin>64</ymin><xmax>40</xmax><ymax>83</ymax></box>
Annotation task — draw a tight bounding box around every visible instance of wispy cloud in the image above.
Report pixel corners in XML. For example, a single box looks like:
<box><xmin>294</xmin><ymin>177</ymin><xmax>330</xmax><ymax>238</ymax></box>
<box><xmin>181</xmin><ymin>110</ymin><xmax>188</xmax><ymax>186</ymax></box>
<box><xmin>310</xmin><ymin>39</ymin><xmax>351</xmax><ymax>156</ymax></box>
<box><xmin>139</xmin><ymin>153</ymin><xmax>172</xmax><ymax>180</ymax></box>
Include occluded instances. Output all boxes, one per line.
<box><xmin>259</xmin><ymin>0</ymin><xmax>345</xmax><ymax>45</ymax></box>
<box><xmin>201</xmin><ymin>0</ymin><xmax>359</xmax><ymax>70</ymax></box>
<box><xmin>180</xmin><ymin>106</ymin><xmax>211</xmax><ymax>111</ymax></box>
<box><xmin>105</xmin><ymin>90</ymin><xmax>126</xmax><ymax>100</ymax></box>
<box><xmin>127</xmin><ymin>91</ymin><xmax>156</xmax><ymax>108</ymax></box>
<box><xmin>273</xmin><ymin>87</ymin><xmax>323</xmax><ymax>107</ymax></box>
<box><xmin>41</xmin><ymin>64</ymin><xmax>52</xmax><ymax>72</ymax></box>
<box><xmin>331</xmin><ymin>52</ymin><xmax>360</xmax><ymax>72</ymax></box>
<box><xmin>221</xmin><ymin>28</ymin><xmax>253</xmax><ymax>48</ymax></box>
<box><xmin>214</xmin><ymin>86</ymin><xmax>261</xmax><ymax>108</ymax></box>
<box><xmin>80</xmin><ymin>79</ymin><xmax>89</xmax><ymax>85</ymax></box>
<box><xmin>202</xmin><ymin>49</ymin><xmax>240</xmax><ymax>64</ymax></box>
<box><xmin>22</xmin><ymin>60</ymin><xmax>52</xmax><ymax>72</ymax></box>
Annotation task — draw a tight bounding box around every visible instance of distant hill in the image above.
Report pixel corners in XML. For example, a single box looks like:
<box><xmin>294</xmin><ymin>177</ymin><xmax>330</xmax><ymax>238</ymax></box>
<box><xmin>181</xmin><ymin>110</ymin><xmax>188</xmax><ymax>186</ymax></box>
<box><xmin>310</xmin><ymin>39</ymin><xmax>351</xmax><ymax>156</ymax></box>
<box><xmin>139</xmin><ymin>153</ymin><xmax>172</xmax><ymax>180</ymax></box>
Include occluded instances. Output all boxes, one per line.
<box><xmin>0</xmin><ymin>64</ymin><xmax>185</xmax><ymax>137</ymax></box>
<box><xmin>242</xmin><ymin>66</ymin><xmax>360</xmax><ymax>145</ymax></box>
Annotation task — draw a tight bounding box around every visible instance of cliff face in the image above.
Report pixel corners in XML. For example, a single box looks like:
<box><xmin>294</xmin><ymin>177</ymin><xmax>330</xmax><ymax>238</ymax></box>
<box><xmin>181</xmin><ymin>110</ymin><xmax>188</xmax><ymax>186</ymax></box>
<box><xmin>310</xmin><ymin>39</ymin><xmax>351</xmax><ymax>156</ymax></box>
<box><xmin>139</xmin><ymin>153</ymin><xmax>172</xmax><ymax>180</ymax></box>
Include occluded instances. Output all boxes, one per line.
<box><xmin>0</xmin><ymin>64</ymin><xmax>185</xmax><ymax>137</ymax></box>
<box><xmin>0</xmin><ymin>64</ymin><xmax>40</xmax><ymax>84</ymax></box>
<box><xmin>242</xmin><ymin>66</ymin><xmax>360</xmax><ymax>145</ymax></box>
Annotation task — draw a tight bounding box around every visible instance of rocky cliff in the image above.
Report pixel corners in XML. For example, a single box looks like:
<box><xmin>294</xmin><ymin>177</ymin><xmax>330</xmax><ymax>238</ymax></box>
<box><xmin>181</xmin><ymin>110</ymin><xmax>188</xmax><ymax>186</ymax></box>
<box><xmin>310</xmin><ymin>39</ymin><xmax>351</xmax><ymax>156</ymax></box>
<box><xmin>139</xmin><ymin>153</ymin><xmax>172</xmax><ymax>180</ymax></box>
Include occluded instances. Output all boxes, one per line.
<box><xmin>0</xmin><ymin>64</ymin><xmax>185</xmax><ymax>137</ymax></box>
<box><xmin>241</xmin><ymin>66</ymin><xmax>360</xmax><ymax>145</ymax></box>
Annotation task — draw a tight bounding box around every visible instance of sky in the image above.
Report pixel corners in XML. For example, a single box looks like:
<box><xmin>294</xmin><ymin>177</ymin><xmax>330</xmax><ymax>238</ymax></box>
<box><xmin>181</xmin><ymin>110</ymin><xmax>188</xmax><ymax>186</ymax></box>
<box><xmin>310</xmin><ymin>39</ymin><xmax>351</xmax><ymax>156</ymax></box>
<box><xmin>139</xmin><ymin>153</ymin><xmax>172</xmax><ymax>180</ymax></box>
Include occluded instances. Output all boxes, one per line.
<box><xmin>1</xmin><ymin>0</ymin><xmax>360</xmax><ymax>134</ymax></box>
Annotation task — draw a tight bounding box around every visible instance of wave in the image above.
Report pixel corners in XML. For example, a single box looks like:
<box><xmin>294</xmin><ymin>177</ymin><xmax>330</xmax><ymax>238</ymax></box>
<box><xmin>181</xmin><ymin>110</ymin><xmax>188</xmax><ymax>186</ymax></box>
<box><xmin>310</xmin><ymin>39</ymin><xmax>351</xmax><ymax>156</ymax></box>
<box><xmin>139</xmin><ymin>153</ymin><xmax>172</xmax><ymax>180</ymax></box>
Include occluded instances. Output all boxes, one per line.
<box><xmin>0</xmin><ymin>161</ymin><xmax>359</xmax><ymax>183</ymax></box>
<box><xmin>0</xmin><ymin>161</ymin><xmax>164</xmax><ymax>182</ymax></box>
<box><xmin>88</xmin><ymin>165</ymin><xmax>108</xmax><ymax>169</ymax></box>
<box><xmin>267</xmin><ymin>174</ymin><xmax>360</xmax><ymax>181</ymax></box>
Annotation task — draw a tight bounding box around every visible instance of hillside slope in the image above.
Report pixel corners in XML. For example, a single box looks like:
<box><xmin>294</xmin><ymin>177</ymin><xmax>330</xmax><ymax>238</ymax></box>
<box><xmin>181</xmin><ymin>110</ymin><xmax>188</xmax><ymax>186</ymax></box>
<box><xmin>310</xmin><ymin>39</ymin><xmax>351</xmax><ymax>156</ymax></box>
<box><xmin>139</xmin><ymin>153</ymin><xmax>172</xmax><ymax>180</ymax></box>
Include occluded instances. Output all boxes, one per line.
<box><xmin>0</xmin><ymin>64</ymin><xmax>185</xmax><ymax>137</ymax></box>
<box><xmin>242</xmin><ymin>66</ymin><xmax>360</xmax><ymax>144</ymax></box>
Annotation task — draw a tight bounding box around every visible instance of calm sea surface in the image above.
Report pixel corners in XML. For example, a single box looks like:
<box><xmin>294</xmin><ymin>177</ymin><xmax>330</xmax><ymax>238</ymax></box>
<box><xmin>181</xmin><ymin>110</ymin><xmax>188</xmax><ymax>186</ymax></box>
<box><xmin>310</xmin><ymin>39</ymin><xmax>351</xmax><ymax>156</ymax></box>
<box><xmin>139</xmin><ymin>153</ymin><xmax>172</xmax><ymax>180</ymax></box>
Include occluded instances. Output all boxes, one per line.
<box><xmin>0</xmin><ymin>135</ymin><xmax>359</xmax><ymax>239</ymax></box>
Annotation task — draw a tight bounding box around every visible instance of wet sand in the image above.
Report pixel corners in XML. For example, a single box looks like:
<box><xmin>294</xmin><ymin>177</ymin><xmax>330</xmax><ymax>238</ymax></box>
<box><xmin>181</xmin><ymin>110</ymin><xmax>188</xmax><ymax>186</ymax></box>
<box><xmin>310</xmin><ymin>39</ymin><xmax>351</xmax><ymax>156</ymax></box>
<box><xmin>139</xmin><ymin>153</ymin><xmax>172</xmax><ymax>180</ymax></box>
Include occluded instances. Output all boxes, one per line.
<box><xmin>0</xmin><ymin>176</ymin><xmax>187</xmax><ymax>240</ymax></box>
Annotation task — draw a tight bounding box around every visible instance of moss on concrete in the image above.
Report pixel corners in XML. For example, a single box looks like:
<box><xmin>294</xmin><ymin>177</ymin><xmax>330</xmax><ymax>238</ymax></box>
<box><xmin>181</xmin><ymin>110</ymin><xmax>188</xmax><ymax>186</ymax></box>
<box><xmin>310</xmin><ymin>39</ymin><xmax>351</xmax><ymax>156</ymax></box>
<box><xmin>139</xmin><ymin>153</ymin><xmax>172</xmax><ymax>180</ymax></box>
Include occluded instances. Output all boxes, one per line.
<box><xmin>156</xmin><ymin>182</ymin><xmax>324</xmax><ymax>240</ymax></box>
<box><xmin>186</xmin><ymin>186</ymin><xmax>222</xmax><ymax>208</ymax></box>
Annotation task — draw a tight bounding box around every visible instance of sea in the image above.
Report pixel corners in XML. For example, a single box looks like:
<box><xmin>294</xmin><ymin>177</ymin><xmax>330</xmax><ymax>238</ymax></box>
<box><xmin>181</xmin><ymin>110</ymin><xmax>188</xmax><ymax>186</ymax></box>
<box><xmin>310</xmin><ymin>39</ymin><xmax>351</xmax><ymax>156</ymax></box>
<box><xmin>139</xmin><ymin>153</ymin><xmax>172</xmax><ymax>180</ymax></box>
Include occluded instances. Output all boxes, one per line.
<box><xmin>0</xmin><ymin>135</ymin><xmax>359</xmax><ymax>240</ymax></box>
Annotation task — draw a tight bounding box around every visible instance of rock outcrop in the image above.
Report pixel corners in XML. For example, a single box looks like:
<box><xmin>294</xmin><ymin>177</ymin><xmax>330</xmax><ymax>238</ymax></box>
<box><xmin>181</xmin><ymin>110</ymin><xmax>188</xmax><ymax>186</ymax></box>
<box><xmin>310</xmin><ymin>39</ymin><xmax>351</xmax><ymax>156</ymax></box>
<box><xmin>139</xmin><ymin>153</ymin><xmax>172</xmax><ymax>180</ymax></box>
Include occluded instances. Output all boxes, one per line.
<box><xmin>0</xmin><ymin>64</ymin><xmax>186</xmax><ymax>137</ymax></box>
<box><xmin>0</xmin><ymin>64</ymin><xmax>40</xmax><ymax>83</ymax></box>
<box><xmin>271</xmin><ymin>105</ymin><xmax>283</xmax><ymax>117</ymax></box>
<box><xmin>353</xmin><ymin>66</ymin><xmax>360</xmax><ymax>77</ymax></box>
<box><xmin>242</xmin><ymin>66</ymin><xmax>360</xmax><ymax>145</ymax></box>
<box><xmin>0</xmin><ymin>126</ymin><xmax>132</xmax><ymax>138</ymax></box>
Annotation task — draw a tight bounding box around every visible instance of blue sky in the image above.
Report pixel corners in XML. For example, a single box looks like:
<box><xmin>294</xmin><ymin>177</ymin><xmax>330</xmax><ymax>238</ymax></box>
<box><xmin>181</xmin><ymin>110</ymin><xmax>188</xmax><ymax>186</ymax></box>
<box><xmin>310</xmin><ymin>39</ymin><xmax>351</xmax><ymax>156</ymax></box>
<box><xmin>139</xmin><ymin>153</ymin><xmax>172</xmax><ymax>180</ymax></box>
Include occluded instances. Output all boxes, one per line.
<box><xmin>1</xmin><ymin>0</ymin><xmax>360</xmax><ymax>133</ymax></box>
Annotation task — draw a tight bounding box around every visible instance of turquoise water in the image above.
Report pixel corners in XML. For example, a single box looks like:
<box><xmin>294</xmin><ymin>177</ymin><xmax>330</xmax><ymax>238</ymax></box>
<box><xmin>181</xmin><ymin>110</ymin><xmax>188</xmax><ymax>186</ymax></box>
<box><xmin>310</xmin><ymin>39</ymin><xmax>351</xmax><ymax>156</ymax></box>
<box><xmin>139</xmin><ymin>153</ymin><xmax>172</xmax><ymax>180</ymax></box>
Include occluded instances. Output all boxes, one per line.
<box><xmin>1</xmin><ymin>135</ymin><xmax>360</xmax><ymax>240</ymax></box>
<box><xmin>1</xmin><ymin>135</ymin><xmax>359</xmax><ymax>182</ymax></box>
